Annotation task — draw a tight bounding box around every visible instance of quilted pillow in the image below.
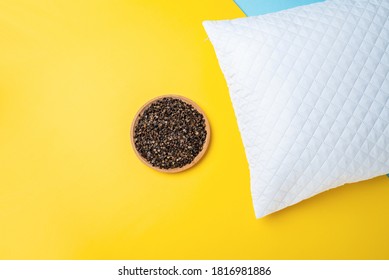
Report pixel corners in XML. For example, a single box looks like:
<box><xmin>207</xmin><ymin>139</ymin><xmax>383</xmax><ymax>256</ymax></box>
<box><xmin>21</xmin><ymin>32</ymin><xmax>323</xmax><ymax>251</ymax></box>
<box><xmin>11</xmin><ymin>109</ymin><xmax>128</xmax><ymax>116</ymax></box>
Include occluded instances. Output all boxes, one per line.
<box><xmin>204</xmin><ymin>0</ymin><xmax>389</xmax><ymax>218</ymax></box>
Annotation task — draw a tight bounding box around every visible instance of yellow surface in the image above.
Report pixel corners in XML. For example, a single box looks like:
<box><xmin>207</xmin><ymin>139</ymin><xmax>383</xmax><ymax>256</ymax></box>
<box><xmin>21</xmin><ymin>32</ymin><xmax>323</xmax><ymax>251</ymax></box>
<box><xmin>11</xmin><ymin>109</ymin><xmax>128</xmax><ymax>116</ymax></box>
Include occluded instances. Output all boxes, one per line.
<box><xmin>0</xmin><ymin>0</ymin><xmax>388</xmax><ymax>260</ymax></box>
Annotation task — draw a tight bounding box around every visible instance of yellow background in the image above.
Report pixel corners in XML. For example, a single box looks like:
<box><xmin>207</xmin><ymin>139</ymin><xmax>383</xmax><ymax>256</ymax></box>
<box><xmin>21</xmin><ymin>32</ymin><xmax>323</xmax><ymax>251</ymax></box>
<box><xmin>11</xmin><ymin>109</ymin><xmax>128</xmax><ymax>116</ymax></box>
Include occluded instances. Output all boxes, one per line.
<box><xmin>0</xmin><ymin>0</ymin><xmax>388</xmax><ymax>260</ymax></box>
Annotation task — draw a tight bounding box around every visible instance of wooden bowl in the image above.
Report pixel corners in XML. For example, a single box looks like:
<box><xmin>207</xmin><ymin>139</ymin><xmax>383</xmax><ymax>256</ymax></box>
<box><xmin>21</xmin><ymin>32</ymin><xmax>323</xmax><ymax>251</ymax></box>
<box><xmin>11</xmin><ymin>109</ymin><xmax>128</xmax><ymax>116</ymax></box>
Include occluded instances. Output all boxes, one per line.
<box><xmin>130</xmin><ymin>94</ymin><xmax>211</xmax><ymax>173</ymax></box>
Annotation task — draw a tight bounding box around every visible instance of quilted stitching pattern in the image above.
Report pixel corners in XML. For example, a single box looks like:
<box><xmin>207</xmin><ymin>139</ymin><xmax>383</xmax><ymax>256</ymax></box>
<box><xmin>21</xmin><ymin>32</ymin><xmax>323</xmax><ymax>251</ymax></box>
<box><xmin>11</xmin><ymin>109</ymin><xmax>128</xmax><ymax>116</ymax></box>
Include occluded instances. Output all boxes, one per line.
<box><xmin>204</xmin><ymin>0</ymin><xmax>389</xmax><ymax>218</ymax></box>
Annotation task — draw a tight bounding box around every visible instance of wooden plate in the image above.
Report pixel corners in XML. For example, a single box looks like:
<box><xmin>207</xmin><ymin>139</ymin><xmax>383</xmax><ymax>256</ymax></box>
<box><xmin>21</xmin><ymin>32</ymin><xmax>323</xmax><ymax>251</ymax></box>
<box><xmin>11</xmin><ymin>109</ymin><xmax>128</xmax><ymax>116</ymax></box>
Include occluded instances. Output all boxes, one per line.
<box><xmin>130</xmin><ymin>94</ymin><xmax>211</xmax><ymax>173</ymax></box>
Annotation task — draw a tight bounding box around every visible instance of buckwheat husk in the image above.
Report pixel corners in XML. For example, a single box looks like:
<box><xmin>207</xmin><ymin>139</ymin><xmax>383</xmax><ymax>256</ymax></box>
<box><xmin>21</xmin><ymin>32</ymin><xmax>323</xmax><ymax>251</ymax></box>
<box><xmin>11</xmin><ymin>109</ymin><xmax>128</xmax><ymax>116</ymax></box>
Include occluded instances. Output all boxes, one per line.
<box><xmin>134</xmin><ymin>97</ymin><xmax>207</xmax><ymax>170</ymax></box>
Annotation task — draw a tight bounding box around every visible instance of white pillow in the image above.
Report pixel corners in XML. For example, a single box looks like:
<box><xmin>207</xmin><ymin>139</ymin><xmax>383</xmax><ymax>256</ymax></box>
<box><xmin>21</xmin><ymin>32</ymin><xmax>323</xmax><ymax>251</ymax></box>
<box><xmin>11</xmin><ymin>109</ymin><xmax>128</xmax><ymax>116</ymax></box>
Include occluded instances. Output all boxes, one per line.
<box><xmin>204</xmin><ymin>0</ymin><xmax>389</xmax><ymax>218</ymax></box>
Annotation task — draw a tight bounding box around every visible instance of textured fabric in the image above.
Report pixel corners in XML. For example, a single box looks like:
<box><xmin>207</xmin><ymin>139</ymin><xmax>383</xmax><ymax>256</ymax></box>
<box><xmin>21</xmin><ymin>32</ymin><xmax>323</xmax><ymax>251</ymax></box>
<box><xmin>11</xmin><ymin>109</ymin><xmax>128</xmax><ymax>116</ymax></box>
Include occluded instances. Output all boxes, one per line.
<box><xmin>204</xmin><ymin>0</ymin><xmax>389</xmax><ymax>218</ymax></box>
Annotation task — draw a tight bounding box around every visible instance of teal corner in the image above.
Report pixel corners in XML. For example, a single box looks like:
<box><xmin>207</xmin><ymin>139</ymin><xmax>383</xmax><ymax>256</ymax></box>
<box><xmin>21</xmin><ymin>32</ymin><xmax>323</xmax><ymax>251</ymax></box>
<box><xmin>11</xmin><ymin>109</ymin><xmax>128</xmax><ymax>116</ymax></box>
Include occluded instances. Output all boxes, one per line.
<box><xmin>233</xmin><ymin>0</ymin><xmax>324</xmax><ymax>16</ymax></box>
